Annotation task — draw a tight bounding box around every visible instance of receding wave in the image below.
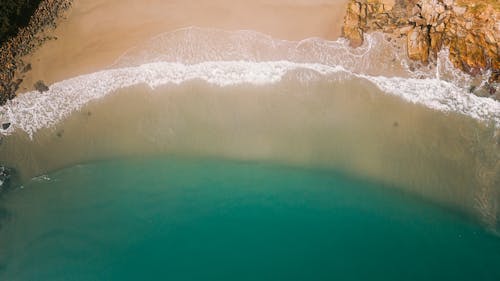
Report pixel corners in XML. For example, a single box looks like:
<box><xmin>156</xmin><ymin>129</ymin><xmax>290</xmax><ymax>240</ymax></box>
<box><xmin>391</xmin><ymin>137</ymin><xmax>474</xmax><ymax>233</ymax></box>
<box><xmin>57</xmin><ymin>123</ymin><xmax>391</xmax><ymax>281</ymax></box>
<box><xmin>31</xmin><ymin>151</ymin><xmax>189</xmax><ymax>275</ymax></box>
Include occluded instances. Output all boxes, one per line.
<box><xmin>0</xmin><ymin>27</ymin><xmax>498</xmax><ymax>138</ymax></box>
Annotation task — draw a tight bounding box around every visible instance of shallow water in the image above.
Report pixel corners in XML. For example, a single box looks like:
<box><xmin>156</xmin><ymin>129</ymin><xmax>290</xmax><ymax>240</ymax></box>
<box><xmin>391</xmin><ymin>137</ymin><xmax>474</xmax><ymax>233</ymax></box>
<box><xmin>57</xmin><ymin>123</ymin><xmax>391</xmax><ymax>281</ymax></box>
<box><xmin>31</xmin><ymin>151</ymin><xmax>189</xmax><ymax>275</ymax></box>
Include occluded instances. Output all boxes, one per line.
<box><xmin>1</xmin><ymin>156</ymin><xmax>500</xmax><ymax>281</ymax></box>
<box><xmin>1</xmin><ymin>75</ymin><xmax>499</xmax><ymax>230</ymax></box>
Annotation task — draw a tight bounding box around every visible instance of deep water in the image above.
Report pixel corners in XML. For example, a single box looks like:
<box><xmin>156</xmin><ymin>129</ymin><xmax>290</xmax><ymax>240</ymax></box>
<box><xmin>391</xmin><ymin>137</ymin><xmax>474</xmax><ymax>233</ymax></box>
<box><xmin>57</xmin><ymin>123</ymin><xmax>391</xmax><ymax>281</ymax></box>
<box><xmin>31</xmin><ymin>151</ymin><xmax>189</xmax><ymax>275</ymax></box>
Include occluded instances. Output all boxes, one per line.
<box><xmin>0</xmin><ymin>156</ymin><xmax>499</xmax><ymax>281</ymax></box>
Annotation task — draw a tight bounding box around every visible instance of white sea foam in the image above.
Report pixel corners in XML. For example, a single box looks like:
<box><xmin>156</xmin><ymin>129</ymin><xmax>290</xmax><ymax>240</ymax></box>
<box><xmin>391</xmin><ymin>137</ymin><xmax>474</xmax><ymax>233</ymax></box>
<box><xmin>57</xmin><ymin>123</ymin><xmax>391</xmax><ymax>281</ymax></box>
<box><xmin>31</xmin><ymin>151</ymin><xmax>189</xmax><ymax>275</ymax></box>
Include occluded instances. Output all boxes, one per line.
<box><xmin>0</xmin><ymin>27</ymin><xmax>498</xmax><ymax>138</ymax></box>
<box><xmin>32</xmin><ymin>174</ymin><xmax>51</xmax><ymax>182</ymax></box>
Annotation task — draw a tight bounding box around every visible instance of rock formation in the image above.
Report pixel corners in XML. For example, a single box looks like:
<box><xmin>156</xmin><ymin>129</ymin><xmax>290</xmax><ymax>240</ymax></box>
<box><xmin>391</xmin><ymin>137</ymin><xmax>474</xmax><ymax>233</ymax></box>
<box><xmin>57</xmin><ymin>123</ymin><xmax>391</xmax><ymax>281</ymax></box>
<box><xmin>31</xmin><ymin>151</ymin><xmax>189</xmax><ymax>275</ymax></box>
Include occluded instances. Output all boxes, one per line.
<box><xmin>342</xmin><ymin>0</ymin><xmax>500</xmax><ymax>84</ymax></box>
<box><xmin>0</xmin><ymin>0</ymin><xmax>72</xmax><ymax>105</ymax></box>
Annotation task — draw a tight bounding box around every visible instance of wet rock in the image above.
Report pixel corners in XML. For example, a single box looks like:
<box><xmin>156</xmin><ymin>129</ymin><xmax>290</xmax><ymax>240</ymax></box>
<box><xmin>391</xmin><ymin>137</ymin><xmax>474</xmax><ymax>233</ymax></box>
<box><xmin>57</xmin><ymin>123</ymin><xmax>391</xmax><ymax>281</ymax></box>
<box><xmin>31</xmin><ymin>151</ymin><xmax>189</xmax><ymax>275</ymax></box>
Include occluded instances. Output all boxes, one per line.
<box><xmin>1</xmin><ymin>123</ymin><xmax>10</xmax><ymax>130</ymax></box>
<box><xmin>21</xmin><ymin>63</ymin><xmax>32</xmax><ymax>73</ymax></box>
<box><xmin>489</xmin><ymin>86</ymin><xmax>496</xmax><ymax>96</ymax></box>
<box><xmin>34</xmin><ymin>80</ymin><xmax>49</xmax><ymax>93</ymax></box>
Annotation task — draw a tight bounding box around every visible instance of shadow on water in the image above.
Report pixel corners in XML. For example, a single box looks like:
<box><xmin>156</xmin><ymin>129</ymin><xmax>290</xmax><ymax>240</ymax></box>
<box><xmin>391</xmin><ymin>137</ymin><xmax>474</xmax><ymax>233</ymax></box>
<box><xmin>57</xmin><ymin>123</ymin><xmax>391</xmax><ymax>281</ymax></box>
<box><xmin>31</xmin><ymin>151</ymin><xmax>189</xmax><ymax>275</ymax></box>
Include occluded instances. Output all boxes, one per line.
<box><xmin>0</xmin><ymin>206</ymin><xmax>11</xmax><ymax>229</ymax></box>
<box><xmin>0</xmin><ymin>205</ymin><xmax>11</xmax><ymax>273</ymax></box>
<box><xmin>0</xmin><ymin>165</ymin><xmax>15</xmax><ymax>273</ymax></box>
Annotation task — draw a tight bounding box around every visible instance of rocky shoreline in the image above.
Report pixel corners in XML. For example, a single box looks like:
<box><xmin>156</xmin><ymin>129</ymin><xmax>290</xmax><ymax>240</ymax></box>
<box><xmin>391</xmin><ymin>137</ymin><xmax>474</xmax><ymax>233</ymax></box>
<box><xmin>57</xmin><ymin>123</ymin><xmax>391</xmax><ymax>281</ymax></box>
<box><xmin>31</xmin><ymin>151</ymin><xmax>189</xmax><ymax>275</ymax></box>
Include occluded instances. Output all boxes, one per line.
<box><xmin>343</xmin><ymin>0</ymin><xmax>499</xmax><ymax>98</ymax></box>
<box><xmin>0</xmin><ymin>0</ymin><xmax>72</xmax><ymax>106</ymax></box>
<box><xmin>0</xmin><ymin>0</ymin><xmax>72</xmax><ymax>195</ymax></box>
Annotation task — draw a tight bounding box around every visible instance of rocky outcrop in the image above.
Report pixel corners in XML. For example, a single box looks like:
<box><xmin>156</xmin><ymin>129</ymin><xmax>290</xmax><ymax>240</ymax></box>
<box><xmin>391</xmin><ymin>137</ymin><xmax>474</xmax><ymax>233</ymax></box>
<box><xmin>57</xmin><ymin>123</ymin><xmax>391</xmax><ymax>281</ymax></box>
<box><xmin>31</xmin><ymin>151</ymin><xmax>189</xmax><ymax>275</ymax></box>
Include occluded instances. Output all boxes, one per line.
<box><xmin>0</xmin><ymin>0</ymin><xmax>72</xmax><ymax>106</ymax></box>
<box><xmin>342</xmin><ymin>0</ymin><xmax>500</xmax><ymax>84</ymax></box>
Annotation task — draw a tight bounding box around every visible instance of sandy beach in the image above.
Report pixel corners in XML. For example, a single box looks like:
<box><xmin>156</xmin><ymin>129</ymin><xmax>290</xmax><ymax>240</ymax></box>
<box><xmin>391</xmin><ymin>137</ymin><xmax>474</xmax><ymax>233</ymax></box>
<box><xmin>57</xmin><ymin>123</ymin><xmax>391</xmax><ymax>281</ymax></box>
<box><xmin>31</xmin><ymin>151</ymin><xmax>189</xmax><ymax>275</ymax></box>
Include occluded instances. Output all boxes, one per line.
<box><xmin>0</xmin><ymin>0</ymin><xmax>497</xmax><ymax>234</ymax></box>
<box><xmin>20</xmin><ymin>0</ymin><xmax>349</xmax><ymax>89</ymax></box>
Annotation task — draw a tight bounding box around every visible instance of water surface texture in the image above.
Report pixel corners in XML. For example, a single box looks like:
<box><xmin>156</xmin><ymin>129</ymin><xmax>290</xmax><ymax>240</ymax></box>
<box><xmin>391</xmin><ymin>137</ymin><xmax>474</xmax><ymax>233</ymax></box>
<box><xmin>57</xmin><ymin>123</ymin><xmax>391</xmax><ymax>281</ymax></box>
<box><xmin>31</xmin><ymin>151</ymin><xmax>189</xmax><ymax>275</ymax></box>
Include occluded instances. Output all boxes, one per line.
<box><xmin>1</xmin><ymin>157</ymin><xmax>500</xmax><ymax>281</ymax></box>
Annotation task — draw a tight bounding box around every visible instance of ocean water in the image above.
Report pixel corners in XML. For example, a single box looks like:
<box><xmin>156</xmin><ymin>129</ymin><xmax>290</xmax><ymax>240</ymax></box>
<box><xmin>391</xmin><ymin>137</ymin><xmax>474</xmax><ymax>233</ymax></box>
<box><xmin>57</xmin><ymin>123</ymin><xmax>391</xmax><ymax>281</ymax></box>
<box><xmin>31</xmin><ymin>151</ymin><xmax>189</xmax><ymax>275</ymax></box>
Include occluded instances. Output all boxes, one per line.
<box><xmin>1</xmin><ymin>156</ymin><xmax>500</xmax><ymax>281</ymax></box>
<box><xmin>0</xmin><ymin>27</ymin><xmax>499</xmax><ymax>279</ymax></box>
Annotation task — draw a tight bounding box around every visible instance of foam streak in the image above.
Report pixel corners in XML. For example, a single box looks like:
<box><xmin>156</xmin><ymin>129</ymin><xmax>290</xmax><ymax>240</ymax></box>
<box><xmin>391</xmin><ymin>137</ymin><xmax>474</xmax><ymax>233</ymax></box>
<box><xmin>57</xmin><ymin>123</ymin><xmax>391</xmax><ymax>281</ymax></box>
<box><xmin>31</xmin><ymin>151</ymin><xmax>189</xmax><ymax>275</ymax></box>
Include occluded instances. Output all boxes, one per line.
<box><xmin>0</xmin><ymin>60</ymin><xmax>498</xmax><ymax>139</ymax></box>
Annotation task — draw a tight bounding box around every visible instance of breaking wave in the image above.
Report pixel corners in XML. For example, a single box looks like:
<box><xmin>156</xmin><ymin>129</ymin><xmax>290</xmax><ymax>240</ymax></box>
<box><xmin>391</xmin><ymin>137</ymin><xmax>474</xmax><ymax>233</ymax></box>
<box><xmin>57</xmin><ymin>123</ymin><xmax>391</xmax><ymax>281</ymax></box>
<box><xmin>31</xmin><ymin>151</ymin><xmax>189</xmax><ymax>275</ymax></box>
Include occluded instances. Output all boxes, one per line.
<box><xmin>0</xmin><ymin>27</ymin><xmax>498</xmax><ymax>138</ymax></box>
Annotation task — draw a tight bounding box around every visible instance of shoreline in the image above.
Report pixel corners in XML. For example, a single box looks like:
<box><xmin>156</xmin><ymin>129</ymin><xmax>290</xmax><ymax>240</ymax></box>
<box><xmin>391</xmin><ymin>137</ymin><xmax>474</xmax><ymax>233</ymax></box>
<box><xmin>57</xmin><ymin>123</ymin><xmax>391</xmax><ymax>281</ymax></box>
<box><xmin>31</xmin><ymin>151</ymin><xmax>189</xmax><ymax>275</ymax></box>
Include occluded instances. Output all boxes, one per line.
<box><xmin>1</xmin><ymin>0</ymin><xmax>498</xmax><ymax>105</ymax></box>
<box><xmin>1</xmin><ymin>58</ymin><xmax>499</xmax><ymax>139</ymax></box>
<box><xmin>15</xmin><ymin>0</ymin><xmax>350</xmax><ymax>92</ymax></box>
<box><xmin>1</xmin><ymin>25</ymin><xmax>498</xmax><ymax>140</ymax></box>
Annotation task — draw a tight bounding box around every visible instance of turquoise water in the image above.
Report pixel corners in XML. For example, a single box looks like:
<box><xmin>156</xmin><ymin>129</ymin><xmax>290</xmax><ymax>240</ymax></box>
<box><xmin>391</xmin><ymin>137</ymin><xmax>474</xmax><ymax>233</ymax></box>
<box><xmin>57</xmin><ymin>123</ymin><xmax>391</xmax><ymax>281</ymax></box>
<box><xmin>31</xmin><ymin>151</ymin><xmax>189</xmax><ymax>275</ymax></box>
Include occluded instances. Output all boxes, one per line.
<box><xmin>1</xmin><ymin>156</ymin><xmax>500</xmax><ymax>280</ymax></box>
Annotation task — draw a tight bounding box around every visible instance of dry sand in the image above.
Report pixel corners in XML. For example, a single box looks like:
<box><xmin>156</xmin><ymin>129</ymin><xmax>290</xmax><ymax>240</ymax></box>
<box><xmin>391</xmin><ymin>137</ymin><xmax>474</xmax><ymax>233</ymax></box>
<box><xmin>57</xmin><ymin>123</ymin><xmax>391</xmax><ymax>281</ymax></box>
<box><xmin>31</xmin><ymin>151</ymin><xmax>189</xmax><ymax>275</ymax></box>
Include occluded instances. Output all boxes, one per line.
<box><xmin>21</xmin><ymin>0</ymin><xmax>349</xmax><ymax>88</ymax></box>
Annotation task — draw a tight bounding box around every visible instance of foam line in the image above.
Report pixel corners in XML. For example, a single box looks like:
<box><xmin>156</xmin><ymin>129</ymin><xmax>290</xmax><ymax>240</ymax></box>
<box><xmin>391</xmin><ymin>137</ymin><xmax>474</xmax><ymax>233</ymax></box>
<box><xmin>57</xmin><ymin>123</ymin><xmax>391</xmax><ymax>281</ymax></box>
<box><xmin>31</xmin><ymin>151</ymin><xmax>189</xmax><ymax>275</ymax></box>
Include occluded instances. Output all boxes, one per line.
<box><xmin>0</xmin><ymin>60</ymin><xmax>498</xmax><ymax>138</ymax></box>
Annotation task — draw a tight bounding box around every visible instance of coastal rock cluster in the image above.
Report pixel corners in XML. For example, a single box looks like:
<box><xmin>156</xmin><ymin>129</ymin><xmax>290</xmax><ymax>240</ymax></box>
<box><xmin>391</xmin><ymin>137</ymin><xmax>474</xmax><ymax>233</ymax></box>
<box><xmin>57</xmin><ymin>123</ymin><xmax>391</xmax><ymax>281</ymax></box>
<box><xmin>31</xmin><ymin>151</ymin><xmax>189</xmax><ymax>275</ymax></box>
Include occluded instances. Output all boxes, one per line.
<box><xmin>343</xmin><ymin>0</ymin><xmax>500</xmax><ymax>85</ymax></box>
<box><xmin>0</xmin><ymin>0</ymin><xmax>72</xmax><ymax>105</ymax></box>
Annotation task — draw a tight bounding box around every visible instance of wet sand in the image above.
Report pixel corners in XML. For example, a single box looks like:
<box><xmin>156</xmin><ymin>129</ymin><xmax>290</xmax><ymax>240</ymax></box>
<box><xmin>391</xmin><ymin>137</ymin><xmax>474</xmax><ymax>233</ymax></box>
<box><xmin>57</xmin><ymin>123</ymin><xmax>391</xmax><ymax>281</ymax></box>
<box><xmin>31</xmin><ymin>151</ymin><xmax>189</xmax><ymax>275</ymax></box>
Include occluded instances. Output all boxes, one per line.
<box><xmin>21</xmin><ymin>0</ymin><xmax>349</xmax><ymax>89</ymax></box>
<box><xmin>1</xmin><ymin>77</ymin><xmax>499</xmax><ymax>227</ymax></box>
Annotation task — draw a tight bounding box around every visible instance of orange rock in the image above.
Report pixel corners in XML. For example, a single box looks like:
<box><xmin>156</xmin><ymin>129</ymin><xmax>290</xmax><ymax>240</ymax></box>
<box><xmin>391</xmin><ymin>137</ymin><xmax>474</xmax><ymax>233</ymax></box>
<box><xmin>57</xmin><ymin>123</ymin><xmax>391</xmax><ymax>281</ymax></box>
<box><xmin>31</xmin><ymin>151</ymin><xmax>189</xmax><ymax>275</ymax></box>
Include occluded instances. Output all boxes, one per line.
<box><xmin>407</xmin><ymin>26</ymin><xmax>430</xmax><ymax>62</ymax></box>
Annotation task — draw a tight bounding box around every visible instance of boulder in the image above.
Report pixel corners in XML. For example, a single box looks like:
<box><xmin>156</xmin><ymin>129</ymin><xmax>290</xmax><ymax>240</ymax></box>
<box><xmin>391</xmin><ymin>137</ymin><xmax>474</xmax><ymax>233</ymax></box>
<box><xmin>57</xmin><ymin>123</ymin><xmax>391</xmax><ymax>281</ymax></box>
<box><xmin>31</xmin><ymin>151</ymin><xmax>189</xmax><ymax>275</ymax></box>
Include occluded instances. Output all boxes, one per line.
<box><xmin>34</xmin><ymin>80</ymin><xmax>49</xmax><ymax>93</ymax></box>
<box><xmin>1</xmin><ymin>122</ymin><xmax>10</xmax><ymax>130</ymax></box>
<box><xmin>407</xmin><ymin>26</ymin><xmax>430</xmax><ymax>62</ymax></box>
<box><xmin>343</xmin><ymin>2</ymin><xmax>365</xmax><ymax>47</ymax></box>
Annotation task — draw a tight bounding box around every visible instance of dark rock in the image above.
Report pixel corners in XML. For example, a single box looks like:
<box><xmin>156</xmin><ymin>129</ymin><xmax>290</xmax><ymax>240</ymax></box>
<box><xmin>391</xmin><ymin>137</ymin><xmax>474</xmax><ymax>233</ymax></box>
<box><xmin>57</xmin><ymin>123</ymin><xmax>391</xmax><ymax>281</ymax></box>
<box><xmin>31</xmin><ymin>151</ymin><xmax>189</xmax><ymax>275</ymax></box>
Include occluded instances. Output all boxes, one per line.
<box><xmin>34</xmin><ymin>80</ymin><xmax>49</xmax><ymax>93</ymax></box>
<box><xmin>12</xmin><ymin>78</ymin><xmax>23</xmax><ymax>92</ymax></box>
<box><xmin>21</xmin><ymin>63</ymin><xmax>32</xmax><ymax>73</ymax></box>
<box><xmin>1</xmin><ymin>122</ymin><xmax>11</xmax><ymax>130</ymax></box>
<box><xmin>488</xmin><ymin>85</ymin><xmax>497</xmax><ymax>95</ymax></box>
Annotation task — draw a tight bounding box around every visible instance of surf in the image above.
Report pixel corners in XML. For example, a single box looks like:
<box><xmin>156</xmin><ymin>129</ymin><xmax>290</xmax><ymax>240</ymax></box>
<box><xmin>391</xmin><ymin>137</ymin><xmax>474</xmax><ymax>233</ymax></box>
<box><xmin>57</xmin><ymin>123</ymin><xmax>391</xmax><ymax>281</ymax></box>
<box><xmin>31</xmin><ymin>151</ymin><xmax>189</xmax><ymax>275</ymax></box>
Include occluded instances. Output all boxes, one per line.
<box><xmin>0</xmin><ymin>27</ymin><xmax>498</xmax><ymax>138</ymax></box>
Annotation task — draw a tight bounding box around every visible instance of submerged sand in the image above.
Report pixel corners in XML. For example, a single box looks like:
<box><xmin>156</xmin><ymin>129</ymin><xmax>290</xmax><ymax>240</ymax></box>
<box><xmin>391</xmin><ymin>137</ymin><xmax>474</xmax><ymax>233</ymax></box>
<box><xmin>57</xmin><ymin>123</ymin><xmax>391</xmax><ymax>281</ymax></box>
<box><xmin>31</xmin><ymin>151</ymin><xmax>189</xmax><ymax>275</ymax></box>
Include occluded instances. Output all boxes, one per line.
<box><xmin>20</xmin><ymin>0</ymin><xmax>349</xmax><ymax>89</ymax></box>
